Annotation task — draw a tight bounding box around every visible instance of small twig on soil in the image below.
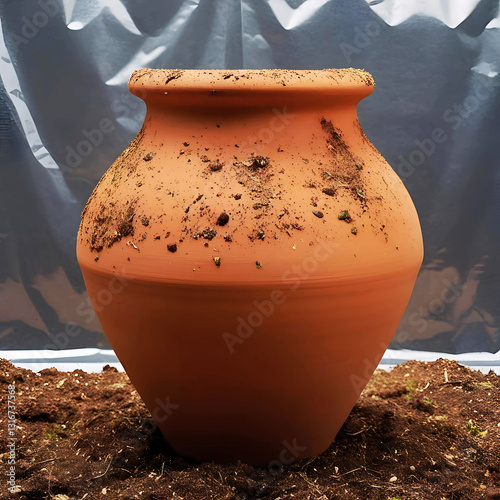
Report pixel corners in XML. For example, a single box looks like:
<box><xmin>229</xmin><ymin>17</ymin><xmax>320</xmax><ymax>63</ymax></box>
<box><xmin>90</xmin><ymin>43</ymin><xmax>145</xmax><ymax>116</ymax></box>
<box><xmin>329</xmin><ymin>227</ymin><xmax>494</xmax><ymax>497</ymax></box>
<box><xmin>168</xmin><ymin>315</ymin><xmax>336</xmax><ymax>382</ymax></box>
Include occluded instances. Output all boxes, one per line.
<box><xmin>345</xmin><ymin>427</ymin><xmax>370</xmax><ymax>436</ymax></box>
<box><xmin>339</xmin><ymin>467</ymin><xmax>363</xmax><ymax>477</ymax></box>
<box><xmin>115</xmin><ymin>468</ymin><xmax>132</xmax><ymax>475</ymax></box>
<box><xmin>444</xmin><ymin>368</ymin><xmax>448</xmax><ymax>383</ymax></box>
<box><xmin>84</xmin><ymin>415</ymin><xmax>100</xmax><ymax>427</ymax></box>
<box><xmin>217</xmin><ymin>471</ymin><xmax>225</xmax><ymax>485</ymax></box>
<box><xmin>33</xmin><ymin>457</ymin><xmax>58</xmax><ymax>466</ymax></box>
<box><xmin>91</xmin><ymin>454</ymin><xmax>113</xmax><ymax>480</ymax></box>
<box><xmin>160</xmin><ymin>462</ymin><xmax>165</xmax><ymax>477</ymax></box>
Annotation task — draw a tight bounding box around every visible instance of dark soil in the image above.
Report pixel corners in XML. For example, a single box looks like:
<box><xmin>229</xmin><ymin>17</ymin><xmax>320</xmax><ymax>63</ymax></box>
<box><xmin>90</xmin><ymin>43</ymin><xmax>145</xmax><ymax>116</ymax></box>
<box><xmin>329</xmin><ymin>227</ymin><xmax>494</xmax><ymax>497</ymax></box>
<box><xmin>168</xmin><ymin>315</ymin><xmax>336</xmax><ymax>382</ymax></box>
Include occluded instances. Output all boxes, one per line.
<box><xmin>1</xmin><ymin>358</ymin><xmax>499</xmax><ymax>500</ymax></box>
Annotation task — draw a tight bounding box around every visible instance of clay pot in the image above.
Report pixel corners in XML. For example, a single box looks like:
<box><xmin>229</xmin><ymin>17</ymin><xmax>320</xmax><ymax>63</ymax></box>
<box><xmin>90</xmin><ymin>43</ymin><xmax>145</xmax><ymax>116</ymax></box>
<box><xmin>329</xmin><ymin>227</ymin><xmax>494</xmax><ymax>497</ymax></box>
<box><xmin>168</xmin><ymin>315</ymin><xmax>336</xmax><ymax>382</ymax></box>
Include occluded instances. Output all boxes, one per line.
<box><xmin>77</xmin><ymin>69</ymin><xmax>423</xmax><ymax>466</ymax></box>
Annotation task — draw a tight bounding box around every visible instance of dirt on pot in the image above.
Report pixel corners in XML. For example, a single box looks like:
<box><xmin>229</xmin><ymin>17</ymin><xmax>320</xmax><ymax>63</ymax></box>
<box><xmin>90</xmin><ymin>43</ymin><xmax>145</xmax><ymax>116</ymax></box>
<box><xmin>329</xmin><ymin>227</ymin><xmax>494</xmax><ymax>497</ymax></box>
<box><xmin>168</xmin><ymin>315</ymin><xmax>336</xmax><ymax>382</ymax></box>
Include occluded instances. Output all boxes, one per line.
<box><xmin>1</xmin><ymin>358</ymin><xmax>499</xmax><ymax>499</ymax></box>
<box><xmin>78</xmin><ymin>105</ymin><xmax>385</xmax><ymax>261</ymax></box>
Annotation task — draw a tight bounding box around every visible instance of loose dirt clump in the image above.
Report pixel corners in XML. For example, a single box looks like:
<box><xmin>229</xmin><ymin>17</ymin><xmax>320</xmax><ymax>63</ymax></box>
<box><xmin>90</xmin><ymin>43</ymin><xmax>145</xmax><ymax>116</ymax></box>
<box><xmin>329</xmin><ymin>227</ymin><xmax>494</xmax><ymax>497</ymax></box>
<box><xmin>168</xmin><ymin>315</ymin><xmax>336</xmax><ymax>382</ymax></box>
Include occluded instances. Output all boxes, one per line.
<box><xmin>198</xmin><ymin>227</ymin><xmax>217</xmax><ymax>240</ymax></box>
<box><xmin>216</xmin><ymin>212</ymin><xmax>230</xmax><ymax>226</ymax></box>
<box><xmin>164</xmin><ymin>70</ymin><xmax>183</xmax><ymax>85</ymax></box>
<box><xmin>2</xmin><ymin>358</ymin><xmax>499</xmax><ymax>499</ymax></box>
<box><xmin>209</xmin><ymin>160</ymin><xmax>224</xmax><ymax>172</ymax></box>
<box><xmin>338</xmin><ymin>210</ymin><xmax>351</xmax><ymax>222</ymax></box>
<box><xmin>233</xmin><ymin>155</ymin><xmax>270</xmax><ymax>171</ymax></box>
<box><xmin>248</xmin><ymin>155</ymin><xmax>269</xmax><ymax>169</ymax></box>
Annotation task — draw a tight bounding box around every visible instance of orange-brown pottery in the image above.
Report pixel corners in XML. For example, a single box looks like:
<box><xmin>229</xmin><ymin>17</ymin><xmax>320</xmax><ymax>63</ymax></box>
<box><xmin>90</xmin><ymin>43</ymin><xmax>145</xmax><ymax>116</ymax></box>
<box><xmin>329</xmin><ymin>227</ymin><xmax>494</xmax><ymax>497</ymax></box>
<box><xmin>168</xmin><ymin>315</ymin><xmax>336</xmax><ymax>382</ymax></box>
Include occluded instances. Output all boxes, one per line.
<box><xmin>77</xmin><ymin>69</ymin><xmax>423</xmax><ymax>466</ymax></box>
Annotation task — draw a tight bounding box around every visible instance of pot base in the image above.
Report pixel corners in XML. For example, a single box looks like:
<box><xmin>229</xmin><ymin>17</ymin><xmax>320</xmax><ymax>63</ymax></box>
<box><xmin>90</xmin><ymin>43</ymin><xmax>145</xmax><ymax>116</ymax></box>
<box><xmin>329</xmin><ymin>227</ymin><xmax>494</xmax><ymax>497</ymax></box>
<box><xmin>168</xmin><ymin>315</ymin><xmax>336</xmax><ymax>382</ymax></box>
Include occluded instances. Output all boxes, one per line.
<box><xmin>80</xmin><ymin>263</ymin><xmax>419</xmax><ymax>466</ymax></box>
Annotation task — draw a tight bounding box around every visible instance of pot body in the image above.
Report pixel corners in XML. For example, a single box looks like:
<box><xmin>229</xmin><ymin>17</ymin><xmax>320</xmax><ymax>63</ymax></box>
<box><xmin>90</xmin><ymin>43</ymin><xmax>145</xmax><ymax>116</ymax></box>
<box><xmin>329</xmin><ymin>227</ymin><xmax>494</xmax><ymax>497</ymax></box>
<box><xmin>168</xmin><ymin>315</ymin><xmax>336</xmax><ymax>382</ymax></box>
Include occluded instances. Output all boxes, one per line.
<box><xmin>77</xmin><ymin>69</ymin><xmax>423</xmax><ymax>466</ymax></box>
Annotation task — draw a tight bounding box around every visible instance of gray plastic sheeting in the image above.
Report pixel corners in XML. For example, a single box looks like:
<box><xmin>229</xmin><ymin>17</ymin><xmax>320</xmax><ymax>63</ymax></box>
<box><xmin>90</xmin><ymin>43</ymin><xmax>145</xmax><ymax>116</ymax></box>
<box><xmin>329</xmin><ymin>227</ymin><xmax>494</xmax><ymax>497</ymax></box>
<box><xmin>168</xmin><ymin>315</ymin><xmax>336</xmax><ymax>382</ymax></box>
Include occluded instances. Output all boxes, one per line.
<box><xmin>0</xmin><ymin>0</ymin><xmax>499</xmax><ymax>353</ymax></box>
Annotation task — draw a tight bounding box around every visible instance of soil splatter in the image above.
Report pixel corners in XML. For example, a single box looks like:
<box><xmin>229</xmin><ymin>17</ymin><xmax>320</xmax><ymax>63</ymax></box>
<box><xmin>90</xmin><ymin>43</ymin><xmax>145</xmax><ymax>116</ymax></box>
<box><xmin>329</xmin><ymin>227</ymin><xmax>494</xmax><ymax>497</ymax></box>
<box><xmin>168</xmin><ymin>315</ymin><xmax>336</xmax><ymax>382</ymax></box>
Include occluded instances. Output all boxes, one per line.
<box><xmin>89</xmin><ymin>203</ymin><xmax>136</xmax><ymax>252</ymax></box>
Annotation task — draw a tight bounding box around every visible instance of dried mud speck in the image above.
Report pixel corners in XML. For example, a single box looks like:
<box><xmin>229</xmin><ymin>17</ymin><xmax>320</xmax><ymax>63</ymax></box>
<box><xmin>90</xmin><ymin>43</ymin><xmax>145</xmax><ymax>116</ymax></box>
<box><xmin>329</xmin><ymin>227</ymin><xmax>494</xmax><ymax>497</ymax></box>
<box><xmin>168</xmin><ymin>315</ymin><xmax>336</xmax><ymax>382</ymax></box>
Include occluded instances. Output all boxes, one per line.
<box><xmin>87</xmin><ymin>203</ymin><xmax>136</xmax><ymax>252</ymax></box>
<box><xmin>256</xmin><ymin>261</ymin><xmax>262</xmax><ymax>269</ymax></box>
<box><xmin>322</xmin><ymin>187</ymin><xmax>335</xmax><ymax>196</ymax></box>
<box><xmin>167</xmin><ymin>243</ymin><xmax>177</xmax><ymax>253</ymax></box>
<box><xmin>253</xmin><ymin>203</ymin><xmax>268</xmax><ymax>210</ymax></box>
<box><xmin>216</xmin><ymin>212</ymin><xmax>230</xmax><ymax>226</ymax></box>
<box><xmin>313</xmin><ymin>210</ymin><xmax>324</xmax><ymax>219</ymax></box>
<box><xmin>338</xmin><ymin>210</ymin><xmax>351</xmax><ymax>222</ymax></box>
<box><xmin>351</xmin><ymin>227</ymin><xmax>358</xmax><ymax>235</ymax></box>
<box><xmin>209</xmin><ymin>161</ymin><xmax>223</xmax><ymax>171</ymax></box>
<box><xmin>143</xmin><ymin>153</ymin><xmax>154</xmax><ymax>162</ymax></box>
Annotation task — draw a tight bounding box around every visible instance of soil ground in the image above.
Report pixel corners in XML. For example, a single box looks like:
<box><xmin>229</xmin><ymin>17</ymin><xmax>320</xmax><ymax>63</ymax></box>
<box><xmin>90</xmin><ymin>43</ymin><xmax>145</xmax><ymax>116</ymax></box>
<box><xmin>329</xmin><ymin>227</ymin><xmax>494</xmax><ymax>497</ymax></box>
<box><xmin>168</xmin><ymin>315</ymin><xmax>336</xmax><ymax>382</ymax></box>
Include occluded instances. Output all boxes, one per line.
<box><xmin>1</xmin><ymin>358</ymin><xmax>499</xmax><ymax>500</ymax></box>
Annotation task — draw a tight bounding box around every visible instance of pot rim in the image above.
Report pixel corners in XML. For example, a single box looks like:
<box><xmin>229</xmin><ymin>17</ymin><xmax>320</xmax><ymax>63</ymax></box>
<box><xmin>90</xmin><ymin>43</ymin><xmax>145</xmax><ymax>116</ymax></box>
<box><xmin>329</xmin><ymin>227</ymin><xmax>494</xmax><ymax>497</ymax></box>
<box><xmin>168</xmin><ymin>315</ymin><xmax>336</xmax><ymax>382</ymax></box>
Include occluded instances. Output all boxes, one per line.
<box><xmin>128</xmin><ymin>68</ymin><xmax>374</xmax><ymax>97</ymax></box>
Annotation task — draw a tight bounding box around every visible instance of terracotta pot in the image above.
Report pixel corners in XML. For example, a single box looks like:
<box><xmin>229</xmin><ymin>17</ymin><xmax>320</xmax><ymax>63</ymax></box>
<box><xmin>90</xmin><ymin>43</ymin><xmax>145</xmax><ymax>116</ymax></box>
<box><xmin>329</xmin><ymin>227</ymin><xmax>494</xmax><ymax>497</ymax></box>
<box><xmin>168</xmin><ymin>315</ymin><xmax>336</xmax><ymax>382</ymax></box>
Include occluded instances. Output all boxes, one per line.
<box><xmin>77</xmin><ymin>69</ymin><xmax>423</xmax><ymax>466</ymax></box>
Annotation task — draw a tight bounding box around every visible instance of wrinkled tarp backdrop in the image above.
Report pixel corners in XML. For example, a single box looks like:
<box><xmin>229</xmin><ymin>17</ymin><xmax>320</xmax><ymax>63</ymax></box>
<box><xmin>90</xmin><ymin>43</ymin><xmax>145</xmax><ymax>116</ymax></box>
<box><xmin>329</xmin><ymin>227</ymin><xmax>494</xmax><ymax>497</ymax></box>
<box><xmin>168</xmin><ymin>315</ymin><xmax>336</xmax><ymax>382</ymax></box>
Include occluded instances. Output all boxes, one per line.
<box><xmin>0</xmin><ymin>0</ymin><xmax>499</xmax><ymax>353</ymax></box>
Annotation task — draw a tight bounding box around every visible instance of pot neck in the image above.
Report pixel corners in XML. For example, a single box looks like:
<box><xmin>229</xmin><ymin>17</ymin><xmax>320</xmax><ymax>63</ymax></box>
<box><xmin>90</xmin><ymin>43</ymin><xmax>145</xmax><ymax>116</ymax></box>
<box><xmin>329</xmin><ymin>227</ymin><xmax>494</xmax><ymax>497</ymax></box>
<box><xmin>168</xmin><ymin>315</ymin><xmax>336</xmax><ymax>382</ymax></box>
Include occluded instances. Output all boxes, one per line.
<box><xmin>129</xmin><ymin>69</ymin><xmax>373</xmax><ymax>153</ymax></box>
